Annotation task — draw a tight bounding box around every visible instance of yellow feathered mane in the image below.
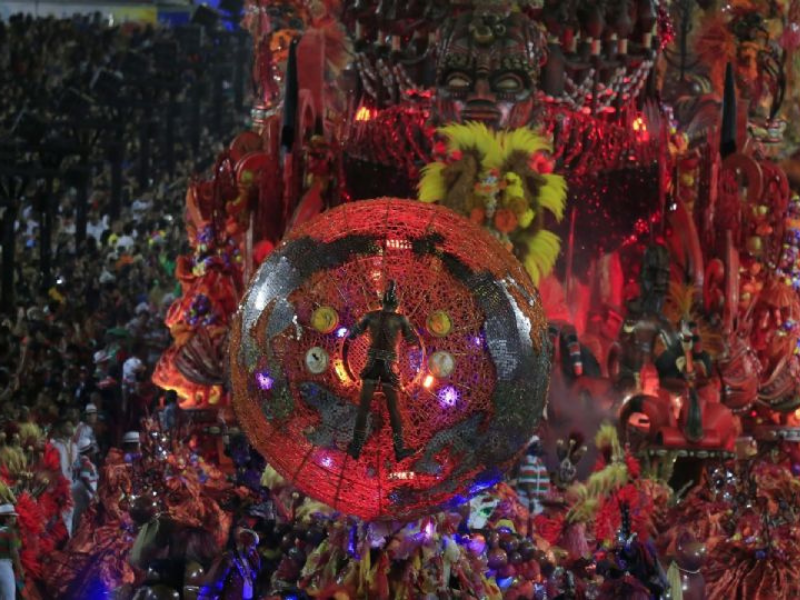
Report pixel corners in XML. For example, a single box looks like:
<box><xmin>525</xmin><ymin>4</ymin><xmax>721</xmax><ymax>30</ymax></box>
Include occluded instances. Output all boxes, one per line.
<box><xmin>418</xmin><ymin>122</ymin><xmax>567</xmax><ymax>284</ymax></box>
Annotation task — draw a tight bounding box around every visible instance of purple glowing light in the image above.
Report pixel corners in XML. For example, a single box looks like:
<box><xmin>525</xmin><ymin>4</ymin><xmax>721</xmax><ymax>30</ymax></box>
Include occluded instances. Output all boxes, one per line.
<box><xmin>255</xmin><ymin>371</ymin><xmax>274</xmax><ymax>391</ymax></box>
<box><xmin>497</xmin><ymin>577</ymin><xmax>515</xmax><ymax>590</ymax></box>
<box><xmin>472</xmin><ymin>335</ymin><xmax>483</xmax><ymax>348</ymax></box>
<box><xmin>438</xmin><ymin>386</ymin><xmax>459</xmax><ymax>407</ymax></box>
<box><xmin>348</xmin><ymin>524</ymin><xmax>360</xmax><ymax>558</ymax></box>
<box><xmin>321</xmin><ymin>456</ymin><xmax>333</xmax><ymax>468</ymax></box>
<box><xmin>336</xmin><ymin>327</ymin><xmax>349</xmax><ymax>338</ymax></box>
<box><xmin>466</xmin><ymin>534</ymin><xmax>487</xmax><ymax>555</ymax></box>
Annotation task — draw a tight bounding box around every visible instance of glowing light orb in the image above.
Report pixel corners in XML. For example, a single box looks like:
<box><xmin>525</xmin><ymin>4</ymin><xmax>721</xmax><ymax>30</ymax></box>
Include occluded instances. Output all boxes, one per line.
<box><xmin>427</xmin><ymin>310</ymin><xmax>453</xmax><ymax>337</ymax></box>
<box><xmin>255</xmin><ymin>371</ymin><xmax>274</xmax><ymax>390</ymax></box>
<box><xmin>230</xmin><ymin>199</ymin><xmax>550</xmax><ymax>521</ymax></box>
<box><xmin>355</xmin><ymin>106</ymin><xmax>375</xmax><ymax>121</ymax></box>
<box><xmin>438</xmin><ymin>386</ymin><xmax>460</xmax><ymax>407</ymax></box>
<box><xmin>429</xmin><ymin>350</ymin><xmax>456</xmax><ymax>378</ymax></box>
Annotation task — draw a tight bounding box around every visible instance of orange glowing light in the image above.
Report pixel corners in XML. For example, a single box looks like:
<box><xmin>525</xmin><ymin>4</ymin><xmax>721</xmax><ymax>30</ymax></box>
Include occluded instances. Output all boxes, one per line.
<box><xmin>355</xmin><ymin>106</ymin><xmax>375</xmax><ymax>121</ymax></box>
<box><xmin>386</xmin><ymin>238</ymin><xmax>411</xmax><ymax>250</ymax></box>
<box><xmin>334</xmin><ymin>359</ymin><xmax>350</xmax><ymax>383</ymax></box>
<box><xmin>632</xmin><ymin>116</ymin><xmax>650</xmax><ymax>142</ymax></box>
<box><xmin>423</xmin><ymin>375</ymin><xmax>435</xmax><ymax>388</ymax></box>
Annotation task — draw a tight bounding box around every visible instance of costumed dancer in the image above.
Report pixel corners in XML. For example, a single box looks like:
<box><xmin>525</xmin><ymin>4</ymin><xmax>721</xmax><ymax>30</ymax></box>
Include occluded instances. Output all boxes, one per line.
<box><xmin>122</xmin><ymin>430</ymin><xmax>142</xmax><ymax>455</ymax></box>
<box><xmin>41</xmin><ymin>430</ymin><xmax>142</xmax><ymax>597</ymax></box>
<box><xmin>513</xmin><ymin>436</ymin><xmax>550</xmax><ymax>516</ymax></box>
<box><xmin>201</xmin><ymin>528</ymin><xmax>260</xmax><ymax>600</ymax></box>
<box><xmin>122</xmin><ymin>353</ymin><xmax>147</xmax><ymax>431</ymax></box>
<box><xmin>0</xmin><ymin>504</ymin><xmax>22</xmax><ymax>600</ymax></box>
<box><xmin>346</xmin><ymin>280</ymin><xmax>419</xmax><ymax>462</ymax></box>
<box><xmin>71</xmin><ymin>438</ymin><xmax>98</xmax><ymax>534</ymax></box>
<box><xmin>159</xmin><ymin>390</ymin><xmax>179</xmax><ymax>433</ymax></box>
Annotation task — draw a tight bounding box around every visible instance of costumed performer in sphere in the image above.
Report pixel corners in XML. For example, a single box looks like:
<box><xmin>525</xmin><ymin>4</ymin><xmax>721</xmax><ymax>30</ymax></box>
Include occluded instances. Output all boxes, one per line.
<box><xmin>347</xmin><ymin>280</ymin><xmax>419</xmax><ymax>462</ymax></box>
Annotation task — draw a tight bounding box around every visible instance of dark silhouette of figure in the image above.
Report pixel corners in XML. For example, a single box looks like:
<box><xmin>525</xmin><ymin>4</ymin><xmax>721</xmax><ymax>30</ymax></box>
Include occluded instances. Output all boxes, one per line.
<box><xmin>347</xmin><ymin>281</ymin><xmax>419</xmax><ymax>461</ymax></box>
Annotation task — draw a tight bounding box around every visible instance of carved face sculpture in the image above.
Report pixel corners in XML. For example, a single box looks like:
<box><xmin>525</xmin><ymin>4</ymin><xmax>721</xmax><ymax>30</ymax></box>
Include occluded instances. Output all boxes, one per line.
<box><xmin>434</xmin><ymin>7</ymin><xmax>546</xmax><ymax>128</ymax></box>
<box><xmin>728</xmin><ymin>10</ymin><xmax>782</xmax><ymax>126</ymax></box>
<box><xmin>735</xmin><ymin>42</ymin><xmax>777</xmax><ymax>123</ymax></box>
<box><xmin>751</xmin><ymin>283</ymin><xmax>800</xmax><ymax>370</ymax></box>
<box><xmin>736</xmin><ymin>42</ymin><xmax>760</xmax><ymax>93</ymax></box>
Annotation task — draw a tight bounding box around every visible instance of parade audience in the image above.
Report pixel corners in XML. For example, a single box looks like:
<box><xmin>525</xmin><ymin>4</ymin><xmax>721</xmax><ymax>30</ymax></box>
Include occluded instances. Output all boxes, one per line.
<box><xmin>0</xmin><ymin>12</ymin><xmax>239</xmax><ymax>598</ymax></box>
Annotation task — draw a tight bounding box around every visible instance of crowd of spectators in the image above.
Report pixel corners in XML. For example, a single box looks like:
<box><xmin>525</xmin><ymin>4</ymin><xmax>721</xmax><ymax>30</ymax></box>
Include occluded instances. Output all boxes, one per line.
<box><xmin>0</xmin><ymin>13</ymin><xmax>244</xmax><ymax>597</ymax></box>
<box><xmin>0</xmin><ymin>11</ymin><xmax>569</xmax><ymax>600</ymax></box>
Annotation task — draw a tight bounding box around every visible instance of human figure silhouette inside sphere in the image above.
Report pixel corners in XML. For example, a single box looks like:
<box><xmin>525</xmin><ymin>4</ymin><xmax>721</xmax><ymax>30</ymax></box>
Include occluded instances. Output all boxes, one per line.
<box><xmin>347</xmin><ymin>280</ymin><xmax>420</xmax><ymax>462</ymax></box>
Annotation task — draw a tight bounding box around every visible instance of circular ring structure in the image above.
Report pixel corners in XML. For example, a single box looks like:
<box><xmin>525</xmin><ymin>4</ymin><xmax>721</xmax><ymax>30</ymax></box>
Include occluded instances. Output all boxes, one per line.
<box><xmin>230</xmin><ymin>199</ymin><xmax>551</xmax><ymax>521</ymax></box>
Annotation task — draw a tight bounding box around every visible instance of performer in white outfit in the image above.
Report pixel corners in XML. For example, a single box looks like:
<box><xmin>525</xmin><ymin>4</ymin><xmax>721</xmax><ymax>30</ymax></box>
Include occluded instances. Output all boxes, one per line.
<box><xmin>71</xmin><ymin>438</ymin><xmax>99</xmax><ymax>533</ymax></box>
<box><xmin>0</xmin><ymin>504</ymin><xmax>22</xmax><ymax>600</ymax></box>
<box><xmin>50</xmin><ymin>421</ymin><xmax>77</xmax><ymax>537</ymax></box>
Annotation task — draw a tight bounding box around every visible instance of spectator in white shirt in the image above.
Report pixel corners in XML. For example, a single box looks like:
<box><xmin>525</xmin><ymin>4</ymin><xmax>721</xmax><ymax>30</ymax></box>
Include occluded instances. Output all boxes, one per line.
<box><xmin>115</xmin><ymin>222</ymin><xmax>136</xmax><ymax>252</ymax></box>
<box><xmin>131</xmin><ymin>194</ymin><xmax>152</xmax><ymax>221</ymax></box>
<box><xmin>87</xmin><ymin>212</ymin><xmax>110</xmax><ymax>242</ymax></box>
<box><xmin>73</xmin><ymin>403</ymin><xmax>99</xmax><ymax>455</ymax></box>
<box><xmin>123</xmin><ymin>356</ymin><xmax>145</xmax><ymax>390</ymax></box>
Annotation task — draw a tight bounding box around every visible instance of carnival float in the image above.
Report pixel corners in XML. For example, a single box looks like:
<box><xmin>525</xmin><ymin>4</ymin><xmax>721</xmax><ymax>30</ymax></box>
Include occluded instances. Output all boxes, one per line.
<box><xmin>93</xmin><ymin>0</ymin><xmax>800</xmax><ymax>597</ymax></box>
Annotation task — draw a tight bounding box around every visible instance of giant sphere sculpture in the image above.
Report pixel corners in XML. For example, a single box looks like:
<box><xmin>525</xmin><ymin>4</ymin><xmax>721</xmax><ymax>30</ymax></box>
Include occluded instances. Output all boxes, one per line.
<box><xmin>230</xmin><ymin>199</ymin><xmax>551</xmax><ymax>520</ymax></box>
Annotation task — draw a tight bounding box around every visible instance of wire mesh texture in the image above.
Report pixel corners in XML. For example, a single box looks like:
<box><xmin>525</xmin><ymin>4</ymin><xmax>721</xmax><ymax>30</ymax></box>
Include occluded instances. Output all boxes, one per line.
<box><xmin>230</xmin><ymin>199</ymin><xmax>551</xmax><ymax>521</ymax></box>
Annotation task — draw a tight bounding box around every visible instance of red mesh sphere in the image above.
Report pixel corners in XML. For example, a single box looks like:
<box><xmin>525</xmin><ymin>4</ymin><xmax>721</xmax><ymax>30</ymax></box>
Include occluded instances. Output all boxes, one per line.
<box><xmin>231</xmin><ymin>199</ymin><xmax>550</xmax><ymax>520</ymax></box>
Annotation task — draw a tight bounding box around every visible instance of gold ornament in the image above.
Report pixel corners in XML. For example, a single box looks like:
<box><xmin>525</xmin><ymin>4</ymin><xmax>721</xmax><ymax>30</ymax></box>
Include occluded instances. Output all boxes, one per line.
<box><xmin>427</xmin><ymin>310</ymin><xmax>453</xmax><ymax>337</ymax></box>
<box><xmin>311</xmin><ymin>306</ymin><xmax>339</xmax><ymax>334</ymax></box>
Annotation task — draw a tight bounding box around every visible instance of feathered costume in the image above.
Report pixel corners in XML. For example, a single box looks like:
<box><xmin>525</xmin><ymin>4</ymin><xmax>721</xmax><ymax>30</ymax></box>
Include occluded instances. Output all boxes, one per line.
<box><xmin>152</xmin><ymin>160</ymin><xmax>245</xmax><ymax>409</ymax></box>
<box><xmin>43</xmin><ymin>421</ymin><xmax>243</xmax><ymax>598</ymax></box>
<box><xmin>0</xmin><ymin>428</ymin><xmax>73</xmax><ymax>598</ymax></box>
<box><xmin>418</xmin><ymin>122</ymin><xmax>567</xmax><ymax>284</ymax></box>
<box><xmin>255</xmin><ymin>466</ymin><xmax>549</xmax><ymax>600</ymax></box>
<box><xmin>659</xmin><ymin>458</ymin><xmax>800</xmax><ymax>600</ymax></box>
<box><xmin>534</xmin><ymin>426</ymin><xmax>669</xmax><ymax>562</ymax></box>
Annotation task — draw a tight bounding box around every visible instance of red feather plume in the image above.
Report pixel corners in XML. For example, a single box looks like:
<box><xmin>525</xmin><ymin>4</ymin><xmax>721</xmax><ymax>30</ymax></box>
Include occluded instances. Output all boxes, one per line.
<box><xmin>532</xmin><ymin>513</ymin><xmax>565</xmax><ymax>546</ymax></box>
<box><xmin>16</xmin><ymin>492</ymin><xmax>46</xmax><ymax>580</ymax></box>
<box><xmin>42</xmin><ymin>443</ymin><xmax>61</xmax><ymax>472</ymax></box>
<box><xmin>15</xmin><ymin>493</ymin><xmax>44</xmax><ymax>537</ymax></box>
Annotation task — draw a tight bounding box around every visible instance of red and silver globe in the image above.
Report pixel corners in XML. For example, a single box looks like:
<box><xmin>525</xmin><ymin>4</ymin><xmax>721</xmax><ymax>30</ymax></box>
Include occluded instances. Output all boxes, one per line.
<box><xmin>230</xmin><ymin>199</ymin><xmax>550</xmax><ymax>520</ymax></box>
